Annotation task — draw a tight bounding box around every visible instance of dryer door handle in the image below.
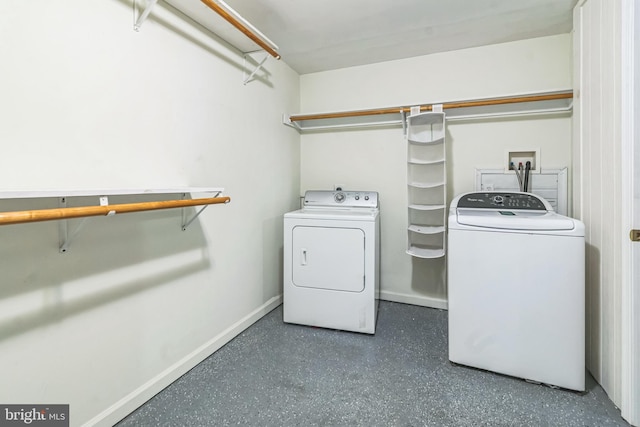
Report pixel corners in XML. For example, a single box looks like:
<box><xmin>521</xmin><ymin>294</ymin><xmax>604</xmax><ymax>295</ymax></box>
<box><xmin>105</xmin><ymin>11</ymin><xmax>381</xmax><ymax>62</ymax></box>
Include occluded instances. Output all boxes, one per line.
<box><xmin>301</xmin><ymin>248</ymin><xmax>307</xmax><ymax>266</ymax></box>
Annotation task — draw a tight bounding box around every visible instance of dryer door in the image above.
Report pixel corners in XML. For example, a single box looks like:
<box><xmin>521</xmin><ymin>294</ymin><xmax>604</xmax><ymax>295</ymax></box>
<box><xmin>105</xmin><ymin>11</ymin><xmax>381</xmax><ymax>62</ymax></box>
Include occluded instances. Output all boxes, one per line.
<box><xmin>291</xmin><ymin>226</ymin><xmax>365</xmax><ymax>292</ymax></box>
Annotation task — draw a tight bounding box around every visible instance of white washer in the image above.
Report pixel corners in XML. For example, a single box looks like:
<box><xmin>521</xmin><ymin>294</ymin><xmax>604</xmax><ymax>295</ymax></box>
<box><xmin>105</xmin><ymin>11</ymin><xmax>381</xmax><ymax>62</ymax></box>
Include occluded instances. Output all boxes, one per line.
<box><xmin>284</xmin><ymin>190</ymin><xmax>380</xmax><ymax>334</ymax></box>
<box><xmin>447</xmin><ymin>191</ymin><xmax>585</xmax><ymax>391</ymax></box>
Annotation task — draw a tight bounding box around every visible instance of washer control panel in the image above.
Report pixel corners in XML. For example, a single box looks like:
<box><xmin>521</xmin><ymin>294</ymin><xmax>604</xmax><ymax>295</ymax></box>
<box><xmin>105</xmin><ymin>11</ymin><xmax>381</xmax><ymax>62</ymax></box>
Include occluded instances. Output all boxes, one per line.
<box><xmin>456</xmin><ymin>192</ymin><xmax>547</xmax><ymax>210</ymax></box>
<box><xmin>304</xmin><ymin>190</ymin><xmax>379</xmax><ymax>208</ymax></box>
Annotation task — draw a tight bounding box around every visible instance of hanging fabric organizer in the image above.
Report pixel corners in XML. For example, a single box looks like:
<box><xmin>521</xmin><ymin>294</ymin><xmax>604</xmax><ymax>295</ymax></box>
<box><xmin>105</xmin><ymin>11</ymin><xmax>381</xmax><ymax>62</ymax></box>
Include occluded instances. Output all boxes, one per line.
<box><xmin>405</xmin><ymin>106</ymin><xmax>447</xmax><ymax>259</ymax></box>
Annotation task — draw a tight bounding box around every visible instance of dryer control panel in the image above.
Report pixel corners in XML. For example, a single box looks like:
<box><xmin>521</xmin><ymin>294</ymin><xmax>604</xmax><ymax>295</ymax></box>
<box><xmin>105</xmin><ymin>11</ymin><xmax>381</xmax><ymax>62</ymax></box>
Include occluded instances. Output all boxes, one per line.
<box><xmin>303</xmin><ymin>190</ymin><xmax>379</xmax><ymax>208</ymax></box>
<box><xmin>456</xmin><ymin>192</ymin><xmax>548</xmax><ymax>210</ymax></box>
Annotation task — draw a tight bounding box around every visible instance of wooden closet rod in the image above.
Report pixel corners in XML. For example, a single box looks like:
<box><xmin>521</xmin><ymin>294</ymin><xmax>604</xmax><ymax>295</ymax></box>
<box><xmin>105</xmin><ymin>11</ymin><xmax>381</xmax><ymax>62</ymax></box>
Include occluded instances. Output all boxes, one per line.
<box><xmin>289</xmin><ymin>91</ymin><xmax>573</xmax><ymax>122</ymax></box>
<box><xmin>200</xmin><ymin>0</ymin><xmax>281</xmax><ymax>59</ymax></box>
<box><xmin>0</xmin><ymin>196</ymin><xmax>230</xmax><ymax>226</ymax></box>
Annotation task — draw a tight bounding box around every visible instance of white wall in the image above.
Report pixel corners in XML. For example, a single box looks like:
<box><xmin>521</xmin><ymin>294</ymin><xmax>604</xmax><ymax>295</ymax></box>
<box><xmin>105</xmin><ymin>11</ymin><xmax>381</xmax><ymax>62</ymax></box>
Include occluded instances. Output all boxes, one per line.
<box><xmin>300</xmin><ymin>34</ymin><xmax>573</xmax><ymax>307</ymax></box>
<box><xmin>0</xmin><ymin>1</ymin><xmax>299</xmax><ymax>425</ymax></box>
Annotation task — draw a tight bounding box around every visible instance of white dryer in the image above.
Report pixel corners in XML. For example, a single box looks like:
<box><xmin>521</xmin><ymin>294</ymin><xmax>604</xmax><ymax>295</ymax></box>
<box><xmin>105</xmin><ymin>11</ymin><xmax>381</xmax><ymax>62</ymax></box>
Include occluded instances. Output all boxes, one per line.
<box><xmin>283</xmin><ymin>190</ymin><xmax>380</xmax><ymax>334</ymax></box>
<box><xmin>448</xmin><ymin>191</ymin><xmax>585</xmax><ymax>391</ymax></box>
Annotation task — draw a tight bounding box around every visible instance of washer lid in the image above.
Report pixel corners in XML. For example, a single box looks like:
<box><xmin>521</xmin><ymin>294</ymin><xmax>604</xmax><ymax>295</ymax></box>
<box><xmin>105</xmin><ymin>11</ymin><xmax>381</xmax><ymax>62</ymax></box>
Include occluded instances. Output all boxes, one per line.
<box><xmin>455</xmin><ymin>209</ymin><xmax>576</xmax><ymax>231</ymax></box>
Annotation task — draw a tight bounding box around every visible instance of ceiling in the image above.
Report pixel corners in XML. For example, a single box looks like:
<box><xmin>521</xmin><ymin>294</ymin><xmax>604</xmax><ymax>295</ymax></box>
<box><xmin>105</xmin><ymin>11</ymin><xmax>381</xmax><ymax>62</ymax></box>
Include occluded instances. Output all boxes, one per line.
<box><xmin>170</xmin><ymin>0</ymin><xmax>578</xmax><ymax>75</ymax></box>
<box><xmin>226</xmin><ymin>0</ymin><xmax>578</xmax><ymax>74</ymax></box>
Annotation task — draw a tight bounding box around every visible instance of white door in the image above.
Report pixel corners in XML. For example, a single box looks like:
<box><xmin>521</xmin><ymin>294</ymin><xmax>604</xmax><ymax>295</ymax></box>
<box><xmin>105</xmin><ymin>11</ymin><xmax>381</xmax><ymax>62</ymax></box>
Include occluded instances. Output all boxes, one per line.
<box><xmin>622</xmin><ymin>0</ymin><xmax>640</xmax><ymax>423</ymax></box>
<box><xmin>631</xmin><ymin>100</ymin><xmax>640</xmax><ymax>424</ymax></box>
<box><xmin>576</xmin><ymin>0</ymin><xmax>639</xmax><ymax>423</ymax></box>
<box><xmin>291</xmin><ymin>226</ymin><xmax>365</xmax><ymax>292</ymax></box>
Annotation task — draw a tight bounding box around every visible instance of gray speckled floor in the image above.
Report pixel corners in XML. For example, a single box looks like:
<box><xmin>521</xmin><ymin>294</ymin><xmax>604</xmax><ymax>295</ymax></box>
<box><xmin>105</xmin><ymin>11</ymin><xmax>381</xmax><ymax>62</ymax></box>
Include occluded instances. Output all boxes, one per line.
<box><xmin>117</xmin><ymin>301</ymin><xmax>630</xmax><ymax>427</ymax></box>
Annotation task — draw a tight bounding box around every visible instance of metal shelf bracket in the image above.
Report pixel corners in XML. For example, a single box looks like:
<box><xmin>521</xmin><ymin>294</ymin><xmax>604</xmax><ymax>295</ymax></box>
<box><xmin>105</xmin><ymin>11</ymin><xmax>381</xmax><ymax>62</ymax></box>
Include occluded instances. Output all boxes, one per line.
<box><xmin>134</xmin><ymin>0</ymin><xmax>158</xmax><ymax>32</ymax></box>
<box><xmin>243</xmin><ymin>52</ymin><xmax>270</xmax><ymax>85</ymax></box>
<box><xmin>181</xmin><ymin>191</ymin><xmax>221</xmax><ymax>230</ymax></box>
<box><xmin>58</xmin><ymin>197</ymin><xmax>104</xmax><ymax>253</ymax></box>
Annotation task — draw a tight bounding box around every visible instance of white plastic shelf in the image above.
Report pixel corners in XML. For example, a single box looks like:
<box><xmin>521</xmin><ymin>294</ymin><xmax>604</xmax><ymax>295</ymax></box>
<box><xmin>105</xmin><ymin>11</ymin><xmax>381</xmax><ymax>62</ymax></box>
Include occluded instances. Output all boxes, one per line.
<box><xmin>406</xmin><ymin>246</ymin><xmax>445</xmax><ymax>259</ymax></box>
<box><xmin>408</xmin><ymin>181</ymin><xmax>446</xmax><ymax>189</ymax></box>
<box><xmin>408</xmin><ymin>225</ymin><xmax>445</xmax><ymax>234</ymax></box>
<box><xmin>408</xmin><ymin>137</ymin><xmax>446</xmax><ymax>145</ymax></box>
<box><xmin>408</xmin><ymin>158</ymin><xmax>446</xmax><ymax>165</ymax></box>
<box><xmin>408</xmin><ymin>204</ymin><xmax>446</xmax><ymax>211</ymax></box>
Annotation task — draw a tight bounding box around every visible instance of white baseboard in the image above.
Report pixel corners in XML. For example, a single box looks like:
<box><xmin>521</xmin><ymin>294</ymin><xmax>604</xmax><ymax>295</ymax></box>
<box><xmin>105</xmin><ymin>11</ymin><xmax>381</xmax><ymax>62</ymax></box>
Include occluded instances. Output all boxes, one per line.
<box><xmin>84</xmin><ymin>295</ymin><xmax>283</xmax><ymax>427</ymax></box>
<box><xmin>380</xmin><ymin>290</ymin><xmax>448</xmax><ymax>310</ymax></box>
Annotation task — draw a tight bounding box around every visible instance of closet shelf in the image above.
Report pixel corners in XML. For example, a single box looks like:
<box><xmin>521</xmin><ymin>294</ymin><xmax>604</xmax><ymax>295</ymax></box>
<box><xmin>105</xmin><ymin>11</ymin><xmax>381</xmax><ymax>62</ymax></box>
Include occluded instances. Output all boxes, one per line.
<box><xmin>198</xmin><ymin>0</ymin><xmax>280</xmax><ymax>59</ymax></box>
<box><xmin>0</xmin><ymin>197</ymin><xmax>230</xmax><ymax>226</ymax></box>
<box><xmin>0</xmin><ymin>187</ymin><xmax>224</xmax><ymax>199</ymax></box>
<box><xmin>0</xmin><ymin>188</ymin><xmax>229</xmax><ymax>252</ymax></box>
<box><xmin>283</xmin><ymin>90</ymin><xmax>573</xmax><ymax>132</ymax></box>
<box><xmin>134</xmin><ymin>0</ymin><xmax>280</xmax><ymax>83</ymax></box>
